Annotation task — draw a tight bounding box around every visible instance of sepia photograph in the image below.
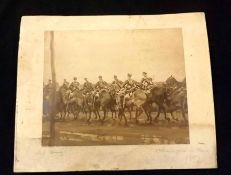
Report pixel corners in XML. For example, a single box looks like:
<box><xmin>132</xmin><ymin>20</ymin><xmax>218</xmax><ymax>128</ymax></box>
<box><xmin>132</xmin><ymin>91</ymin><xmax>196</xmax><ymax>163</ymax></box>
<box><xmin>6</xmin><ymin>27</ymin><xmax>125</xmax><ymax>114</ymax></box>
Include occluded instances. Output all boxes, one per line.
<box><xmin>14</xmin><ymin>14</ymin><xmax>217</xmax><ymax>172</ymax></box>
<box><xmin>42</xmin><ymin>29</ymin><xmax>189</xmax><ymax>146</ymax></box>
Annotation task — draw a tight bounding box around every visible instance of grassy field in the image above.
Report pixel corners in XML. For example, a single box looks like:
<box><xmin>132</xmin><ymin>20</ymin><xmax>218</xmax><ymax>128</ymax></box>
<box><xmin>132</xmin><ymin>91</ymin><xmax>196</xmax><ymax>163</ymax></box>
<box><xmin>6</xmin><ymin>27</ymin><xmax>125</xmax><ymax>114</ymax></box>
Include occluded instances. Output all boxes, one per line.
<box><xmin>42</xmin><ymin>111</ymin><xmax>189</xmax><ymax>146</ymax></box>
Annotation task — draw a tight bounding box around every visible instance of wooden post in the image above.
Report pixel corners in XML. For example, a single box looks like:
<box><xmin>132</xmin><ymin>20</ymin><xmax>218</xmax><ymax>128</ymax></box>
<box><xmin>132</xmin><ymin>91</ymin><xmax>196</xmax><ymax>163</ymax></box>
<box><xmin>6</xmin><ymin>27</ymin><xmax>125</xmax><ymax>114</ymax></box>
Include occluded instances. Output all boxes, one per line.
<box><xmin>49</xmin><ymin>31</ymin><xmax>56</xmax><ymax>146</ymax></box>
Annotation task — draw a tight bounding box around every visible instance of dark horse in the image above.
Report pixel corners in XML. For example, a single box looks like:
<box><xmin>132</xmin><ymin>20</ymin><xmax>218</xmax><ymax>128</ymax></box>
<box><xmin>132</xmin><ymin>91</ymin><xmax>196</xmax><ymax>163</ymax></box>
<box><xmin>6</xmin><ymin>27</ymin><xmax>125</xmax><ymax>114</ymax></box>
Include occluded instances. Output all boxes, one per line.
<box><xmin>147</xmin><ymin>76</ymin><xmax>188</xmax><ymax>123</ymax></box>
<box><xmin>84</xmin><ymin>89</ymin><xmax>116</xmax><ymax>124</ymax></box>
<box><xmin>43</xmin><ymin>87</ymin><xmax>65</xmax><ymax>120</ymax></box>
<box><xmin>83</xmin><ymin>92</ymin><xmax>101</xmax><ymax>124</ymax></box>
<box><xmin>115</xmin><ymin>89</ymin><xmax>135</xmax><ymax>125</ymax></box>
<box><xmin>97</xmin><ymin>89</ymin><xmax>117</xmax><ymax>124</ymax></box>
<box><xmin>65</xmin><ymin>89</ymin><xmax>85</xmax><ymax>120</ymax></box>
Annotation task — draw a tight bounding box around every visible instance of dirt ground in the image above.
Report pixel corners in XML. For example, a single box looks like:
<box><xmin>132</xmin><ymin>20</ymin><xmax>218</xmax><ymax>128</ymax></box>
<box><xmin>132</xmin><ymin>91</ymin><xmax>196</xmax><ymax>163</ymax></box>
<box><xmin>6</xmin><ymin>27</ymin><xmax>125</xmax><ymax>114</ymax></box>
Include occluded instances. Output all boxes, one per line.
<box><xmin>42</xmin><ymin>111</ymin><xmax>189</xmax><ymax>146</ymax></box>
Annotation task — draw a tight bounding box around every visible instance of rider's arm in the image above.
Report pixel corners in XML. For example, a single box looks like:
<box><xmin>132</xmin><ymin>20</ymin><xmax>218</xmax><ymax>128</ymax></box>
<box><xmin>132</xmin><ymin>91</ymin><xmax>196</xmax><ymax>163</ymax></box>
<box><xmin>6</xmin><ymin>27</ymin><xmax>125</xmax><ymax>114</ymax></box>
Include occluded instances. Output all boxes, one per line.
<box><xmin>122</xmin><ymin>80</ymin><xmax>127</xmax><ymax>87</ymax></box>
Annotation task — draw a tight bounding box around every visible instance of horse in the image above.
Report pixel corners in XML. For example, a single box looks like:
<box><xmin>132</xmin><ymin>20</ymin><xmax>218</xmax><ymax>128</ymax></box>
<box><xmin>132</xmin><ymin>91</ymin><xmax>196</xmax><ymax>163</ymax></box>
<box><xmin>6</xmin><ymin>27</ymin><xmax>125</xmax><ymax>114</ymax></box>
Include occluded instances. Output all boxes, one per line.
<box><xmin>58</xmin><ymin>87</ymin><xmax>72</xmax><ymax>120</ymax></box>
<box><xmin>115</xmin><ymin>89</ymin><xmax>135</xmax><ymax>125</ymax></box>
<box><xmin>132</xmin><ymin>89</ymin><xmax>150</xmax><ymax>124</ymax></box>
<box><xmin>166</xmin><ymin>75</ymin><xmax>185</xmax><ymax>88</ymax></box>
<box><xmin>65</xmin><ymin>89</ymin><xmax>85</xmax><ymax>120</ymax></box>
<box><xmin>43</xmin><ymin>87</ymin><xmax>66</xmax><ymax>120</ymax></box>
<box><xmin>97</xmin><ymin>89</ymin><xmax>116</xmax><ymax>124</ymax></box>
<box><xmin>165</xmin><ymin>86</ymin><xmax>188</xmax><ymax>121</ymax></box>
<box><xmin>149</xmin><ymin>84</ymin><xmax>171</xmax><ymax>122</ymax></box>
<box><xmin>148</xmin><ymin>78</ymin><xmax>188</xmax><ymax>122</ymax></box>
<box><xmin>83</xmin><ymin>92</ymin><xmax>101</xmax><ymax>124</ymax></box>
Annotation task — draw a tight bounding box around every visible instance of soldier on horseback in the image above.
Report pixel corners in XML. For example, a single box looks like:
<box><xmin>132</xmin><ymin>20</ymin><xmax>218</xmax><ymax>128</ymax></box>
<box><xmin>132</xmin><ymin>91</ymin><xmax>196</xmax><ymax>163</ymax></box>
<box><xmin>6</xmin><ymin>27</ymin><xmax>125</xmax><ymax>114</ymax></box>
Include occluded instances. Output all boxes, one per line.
<box><xmin>122</xmin><ymin>73</ymin><xmax>137</xmax><ymax>97</ymax></box>
<box><xmin>83</xmin><ymin>78</ymin><xmax>94</xmax><ymax>95</ymax></box>
<box><xmin>61</xmin><ymin>79</ymin><xmax>69</xmax><ymax>91</ymax></box>
<box><xmin>140</xmin><ymin>72</ymin><xmax>153</xmax><ymax>93</ymax></box>
<box><xmin>93</xmin><ymin>76</ymin><xmax>109</xmax><ymax>106</ymax></box>
<box><xmin>95</xmin><ymin>76</ymin><xmax>108</xmax><ymax>91</ymax></box>
<box><xmin>69</xmin><ymin>77</ymin><xmax>80</xmax><ymax>91</ymax></box>
<box><xmin>112</xmin><ymin>75</ymin><xmax>123</xmax><ymax>89</ymax></box>
<box><xmin>68</xmin><ymin>77</ymin><xmax>80</xmax><ymax>100</ymax></box>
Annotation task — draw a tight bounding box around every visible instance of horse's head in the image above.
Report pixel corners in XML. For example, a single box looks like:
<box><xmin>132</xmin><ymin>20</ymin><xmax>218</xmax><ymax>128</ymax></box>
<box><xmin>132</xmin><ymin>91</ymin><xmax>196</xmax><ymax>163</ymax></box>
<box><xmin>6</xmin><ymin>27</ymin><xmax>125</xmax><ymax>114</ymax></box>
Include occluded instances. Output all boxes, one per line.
<box><xmin>166</xmin><ymin>75</ymin><xmax>178</xmax><ymax>87</ymax></box>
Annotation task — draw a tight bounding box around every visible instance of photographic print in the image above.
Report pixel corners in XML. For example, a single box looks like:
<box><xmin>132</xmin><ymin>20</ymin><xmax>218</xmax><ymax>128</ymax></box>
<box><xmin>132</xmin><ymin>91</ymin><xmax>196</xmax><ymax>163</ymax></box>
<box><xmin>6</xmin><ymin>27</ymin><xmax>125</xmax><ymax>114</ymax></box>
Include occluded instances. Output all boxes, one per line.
<box><xmin>14</xmin><ymin>14</ymin><xmax>216</xmax><ymax>172</ymax></box>
<box><xmin>42</xmin><ymin>29</ymin><xmax>189</xmax><ymax>146</ymax></box>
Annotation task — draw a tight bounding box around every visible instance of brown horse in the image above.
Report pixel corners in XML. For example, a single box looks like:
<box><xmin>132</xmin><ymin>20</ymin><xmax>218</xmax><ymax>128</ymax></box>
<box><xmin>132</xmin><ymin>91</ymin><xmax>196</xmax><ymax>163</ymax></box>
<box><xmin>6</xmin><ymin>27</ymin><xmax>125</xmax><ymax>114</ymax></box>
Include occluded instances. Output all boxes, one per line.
<box><xmin>97</xmin><ymin>89</ymin><xmax>116</xmax><ymax>124</ymax></box>
<box><xmin>132</xmin><ymin>89</ymin><xmax>150</xmax><ymax>124</ymax></box>
<box><xmin>148</xmin><ymin>78</ymin><xmax>188</xmax><ymax>122</ymax></box>
<box><xmin>66</xmin><ymin>89</ymin><xmax>85</xmax><ymax>120</ymax></box>
<box><xmin>59</xmin><ymin>88</ymin><xmax>71</xmax><ymax>120</ymax></box>
<box><xmin>43</xmin><ymin>87</ymin><xmax>66</xmax><ymax>120</ymax></box>
<box><xmin>149</xmin><ymin>84</ymin><xmax>171</xmax><ymax>122</ymax></box>
<box><xmin>165</xmin><ymin>86</ymin><xmax>188</xmax><ymax>121</ymax></box>
<box><xmin>83</xmin><ymin>92</ymin><xmax>101</xmax><ymax>124</ymax></box>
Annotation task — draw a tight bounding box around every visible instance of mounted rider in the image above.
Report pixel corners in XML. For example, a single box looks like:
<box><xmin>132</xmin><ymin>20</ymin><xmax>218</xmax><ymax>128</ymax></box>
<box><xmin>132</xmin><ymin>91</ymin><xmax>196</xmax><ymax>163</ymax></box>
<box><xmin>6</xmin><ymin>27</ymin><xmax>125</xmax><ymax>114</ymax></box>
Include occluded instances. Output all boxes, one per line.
<box><xmin>111</xmin><ymin>75</ymin><xmax>123</xmax><ymax>91</ymax></box>
<box><xmin>69</xmin><ymin>77</ymin><xmax>80</xmax><ymax>91</ymax></box>
<box><xmin>93</xmin><ymin>76</ymin><xmax>109</xmax><ymax>104</ymax></box>
<box><xmin>68</xmin><ymin>77</ymin><xmax>80</xmax><ymax>99</ymax></box>
<box><xmin>140</xmin><ymin>72</ymin><xmax>153</xmax><ymax>93</ymax></box>
<box><xmin>94</xmin><ymin>75</ymin><xmax>108</xmax><ymax>91</ymax></box>
<box><xmin>121</xmin><ymin>73</ymin><xmax>137</xmax><ymax>97</ymax></box>
<box><xmin>61</xmin><ymin>79</ymin><xmax>69</xmax><ymax>91</ymax></box>
<box><xmin>83</xmin><ymin>78</ymin><xmax>94</xmax><ymax>95</ymax></box>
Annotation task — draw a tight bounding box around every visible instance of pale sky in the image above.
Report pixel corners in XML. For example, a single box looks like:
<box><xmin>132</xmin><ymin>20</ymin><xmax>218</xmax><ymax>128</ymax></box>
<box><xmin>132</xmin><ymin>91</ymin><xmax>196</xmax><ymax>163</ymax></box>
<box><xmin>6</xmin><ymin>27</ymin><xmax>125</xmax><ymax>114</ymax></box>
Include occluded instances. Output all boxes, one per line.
<box><xmin>44</xmin><ymin>29</ymin><xmax>186</xmax><ymax>84</ymax></box>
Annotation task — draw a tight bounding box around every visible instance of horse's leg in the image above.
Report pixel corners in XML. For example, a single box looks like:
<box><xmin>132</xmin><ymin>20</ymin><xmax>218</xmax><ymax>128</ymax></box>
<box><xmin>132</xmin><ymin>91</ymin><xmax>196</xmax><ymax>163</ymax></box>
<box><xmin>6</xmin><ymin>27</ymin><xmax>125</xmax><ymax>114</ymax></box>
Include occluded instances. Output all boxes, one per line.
<box><xmin>65</xmin><ymin>103</ymin><xmax>70</xmax><ymax>120</ymax></box>
<box><xmin>135</xmin><ymin>108</ymin><xmax>139</xmax><ymax>124</ymax></box>
<box><xmin>181</xmin><ymin>107</ymin><xmax>187</xmax><ymax>122</ymax></box>
<box><xmin>154</xmin><ymin>107</ymin><xmax>161</xmax><ymax>121</ymax></box>
<box><xmin>87</xmin><ymin>110</ymin><xmax>92</xmax><ymax>124</ymax></box>
<box><xmin>93</xmin><ymin>106</ymin><xmax>98</xmax><ymax>119</ymax></box>
<box><xmin>75</xmin><ymin>106</ymin><xmax>79</xmax><ymax>120</ymax></box>
<box><xmin>162</xmin><ymin>107</ymin><xmax>170</xmax><ymax>122</ymax></box>
<box><xmin>94</xmin><ymin>110</ymin><xmax>98</xmax><ymax>119</ymax></box>
<box><xmin>181</xmin><ymin>100</ymin><xmax>187</xmax><ymax>122</ymax></box>
<box><xmin>70</xmin><ymin>104</ymin><xmax>75</xmax><ymax>120</ymax></box>
<box><xmin>129</xmin><ymin>107</ymin><xmax>132</xmax><ymax>121</ymax></box>
<box><xmin>115</xmin><ymin>110</ymin><xmax>117</xmax><ymax>119</ymax></box>
<box><xmin>118</xmin><ymin>109</ymin><xmax>123</xmax><ymax>124</ymax></box>
<box><xmin>59</xmin><ymin>105</ymin><xmax>63</xmax><ymax>120</ymax></box>
<box><xmin>59</xmin><ymin>108</ymin><xmax>63</xmax><ymax>120</ymax></box>
<box><xmin>111</xmin><ymin>107</ymin><xmax>114</xmax><ymax>120</ymax></box>
<box><xmin>171</xmin><ymin>111</ymin><xmax>178</xmax><ymax>121</ymax></box>
<box><xmin>101</xmin><ymin>107</ymin><xmax>107</xmax><ymax>124</ymax></box>
<box><xmin>71</xmin><ymin>104</ymin><xmax>76</xmax><ymax>120</ymax></box>
<box><xmin>93</xmin><ymin>109</ymin><xmax>98</xmax><ymax>120</ymax></box>
<box><xmin>76</xmin><ymin>106</ymin><xmax>80</xmax><ymax>120</ymax></box>
<box><xmin>96</xmin><ymin>109</ymin><xmax>101</xmax><ymax>121</ymax></box>
<box><xmin>143</xmin><ymin>106</ymin><xmax>151</xmax><ymax>124</ymax></box>
<box><xmin>123</xmin><ymin>113</ymin><xmax>128</xmax><ymax>126</ymax></box>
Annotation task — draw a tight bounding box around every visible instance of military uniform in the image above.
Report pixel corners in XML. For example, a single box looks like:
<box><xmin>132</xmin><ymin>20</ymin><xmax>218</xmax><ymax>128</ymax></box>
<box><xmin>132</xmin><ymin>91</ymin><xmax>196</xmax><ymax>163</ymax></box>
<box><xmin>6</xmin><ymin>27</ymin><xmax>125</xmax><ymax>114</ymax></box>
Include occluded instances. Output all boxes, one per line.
<box><xmin>141</xmin><ymin>77</ymin><xmax>153</xmax><ymax>90</ymax></box>
<box><xmin>83</xmin><ymin>81</ymin><xmax>94</xmax><ymax>93</ymax></box>
<box><xmin>70</xmin><ymin>80</ymin><xmax>80</xmax><ymax>91</ymax></box>
<box><xmin>112</xmin><ymin>79</ymin><xmax>123</xmax><ymax>88</ymax></box>
<box><xmin>61</xmin><ymin>80</ymin><xmax>69</xmax><ymax>90</ymax></box>
<box><xmin>122</xmin><ymin>79</ymin><xmax>137</xmax><ymax>93</ymax></box>
<box><xmin>95</xmin><ymin>80</ymin><xmax>108</xmax><ymax>90</ymax></box>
